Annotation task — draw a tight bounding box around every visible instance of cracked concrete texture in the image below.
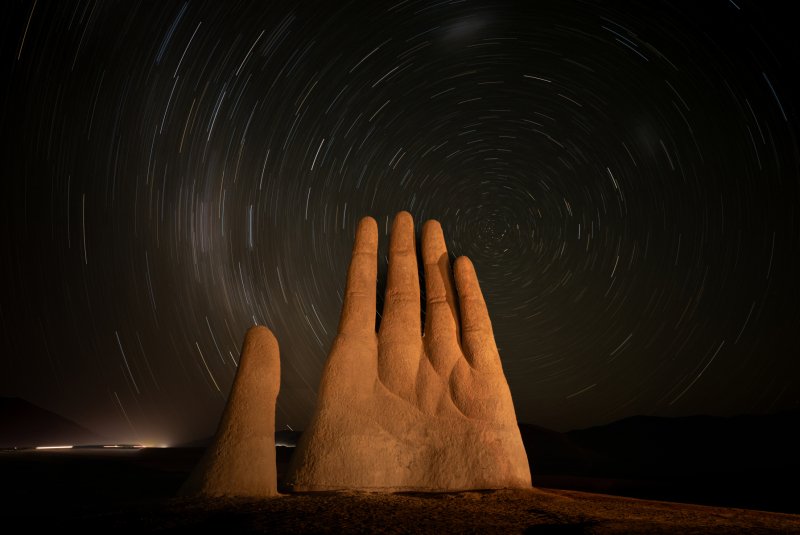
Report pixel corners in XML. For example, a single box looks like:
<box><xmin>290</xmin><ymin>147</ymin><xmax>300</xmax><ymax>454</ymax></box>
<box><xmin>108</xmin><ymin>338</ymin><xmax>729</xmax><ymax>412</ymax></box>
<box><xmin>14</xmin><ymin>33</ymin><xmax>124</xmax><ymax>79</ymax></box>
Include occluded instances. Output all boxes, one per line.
<box><xmin>286</xmin><ymin>212</ymin><xmax>531</xmax><ymax>491</ymax></box>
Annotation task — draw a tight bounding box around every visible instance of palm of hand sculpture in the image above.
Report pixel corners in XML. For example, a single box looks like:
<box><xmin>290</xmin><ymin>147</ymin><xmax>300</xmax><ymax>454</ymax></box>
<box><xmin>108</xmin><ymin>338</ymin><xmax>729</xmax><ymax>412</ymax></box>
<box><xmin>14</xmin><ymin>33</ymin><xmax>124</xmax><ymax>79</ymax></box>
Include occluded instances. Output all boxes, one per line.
<box><xmin>287</xmin><ymin>212</ymin><xmax>531</xmax><ymax>491</ymax></box>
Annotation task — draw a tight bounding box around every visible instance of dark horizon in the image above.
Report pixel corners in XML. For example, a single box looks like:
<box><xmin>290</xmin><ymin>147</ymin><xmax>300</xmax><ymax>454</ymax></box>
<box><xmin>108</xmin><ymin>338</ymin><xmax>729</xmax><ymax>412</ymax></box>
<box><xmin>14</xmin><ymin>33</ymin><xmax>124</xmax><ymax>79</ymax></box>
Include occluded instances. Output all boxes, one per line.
<box><xmin>2</xmin><ymin>0</ymin><xmax>799</xmax><ymax>446</ymax></box>
<box><xmin>5</xmin><ymin>394</ymin><xmax>799</xmax><ymax>450</ymax></box>
<box><xmin>4</xmin><ymin>395</ymin><xmax>800</xmax><ymax>517</ymax></box>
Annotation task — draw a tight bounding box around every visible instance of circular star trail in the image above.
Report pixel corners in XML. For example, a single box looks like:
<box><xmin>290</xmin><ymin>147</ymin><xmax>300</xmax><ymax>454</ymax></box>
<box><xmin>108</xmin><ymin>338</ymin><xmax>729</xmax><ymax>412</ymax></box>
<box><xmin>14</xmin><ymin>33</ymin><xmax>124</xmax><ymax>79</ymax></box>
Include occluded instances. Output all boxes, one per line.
<box><xmin>1</xmin><ymin>0</ymin><xmax>798</xmax><ymax>444</ymax></box>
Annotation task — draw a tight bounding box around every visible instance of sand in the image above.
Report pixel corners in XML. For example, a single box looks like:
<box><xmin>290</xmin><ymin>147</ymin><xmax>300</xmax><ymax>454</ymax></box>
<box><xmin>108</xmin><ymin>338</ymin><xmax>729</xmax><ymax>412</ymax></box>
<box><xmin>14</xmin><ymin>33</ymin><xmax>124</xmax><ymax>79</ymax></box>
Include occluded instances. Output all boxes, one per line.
<box><xmin>120</xmin><ymin>488</ymin><xmax>800</xmax><ymax>533</ymax></box>
<box><xmin>3</xmin><ymin>449</ymin><xmax>799</xmax><ymax>533</ymax></box>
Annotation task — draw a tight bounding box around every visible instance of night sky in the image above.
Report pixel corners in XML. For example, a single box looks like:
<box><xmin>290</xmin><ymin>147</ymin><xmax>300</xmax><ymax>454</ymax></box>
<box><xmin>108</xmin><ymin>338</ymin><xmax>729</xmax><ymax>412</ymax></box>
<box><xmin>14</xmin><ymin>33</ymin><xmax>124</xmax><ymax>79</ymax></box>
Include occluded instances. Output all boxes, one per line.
<box><xmin>1</xmin><ymin>0</ymin><xmax>798</xmax><ymax>446</ymax></box>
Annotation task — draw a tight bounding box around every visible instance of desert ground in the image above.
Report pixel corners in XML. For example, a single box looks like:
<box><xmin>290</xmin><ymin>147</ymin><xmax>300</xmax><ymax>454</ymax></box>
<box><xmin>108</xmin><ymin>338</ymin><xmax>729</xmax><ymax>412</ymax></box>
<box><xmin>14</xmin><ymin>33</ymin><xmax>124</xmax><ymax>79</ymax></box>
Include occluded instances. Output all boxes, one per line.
<box><xmin>2</xmin><ymin>448</ymin><xmax>799</xmax><ymax>533</ymax></box>
<box><xmin>139</xmin><ymin>488</ymin><xmax>800</xmax><ymax>534</ymax></box>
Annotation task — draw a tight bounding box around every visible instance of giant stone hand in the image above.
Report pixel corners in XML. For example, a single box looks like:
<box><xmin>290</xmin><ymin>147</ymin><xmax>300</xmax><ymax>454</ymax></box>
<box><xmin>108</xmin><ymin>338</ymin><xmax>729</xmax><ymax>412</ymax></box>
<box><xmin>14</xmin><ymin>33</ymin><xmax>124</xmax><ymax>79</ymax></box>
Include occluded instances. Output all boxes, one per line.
<box><xmin>286</xmin><ymin>212</ymin><xmax>531</xmax><ymax>491</ymax></box>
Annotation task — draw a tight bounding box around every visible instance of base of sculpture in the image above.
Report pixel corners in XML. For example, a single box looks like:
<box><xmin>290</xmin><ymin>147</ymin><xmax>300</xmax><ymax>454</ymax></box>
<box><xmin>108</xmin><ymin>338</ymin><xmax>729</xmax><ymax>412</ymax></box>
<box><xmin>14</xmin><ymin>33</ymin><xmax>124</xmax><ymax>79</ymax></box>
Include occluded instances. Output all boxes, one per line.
<box><xmin>286</xmin><ymin>381</ymin><xmax>531</xmax><ymax>492</ymax></box>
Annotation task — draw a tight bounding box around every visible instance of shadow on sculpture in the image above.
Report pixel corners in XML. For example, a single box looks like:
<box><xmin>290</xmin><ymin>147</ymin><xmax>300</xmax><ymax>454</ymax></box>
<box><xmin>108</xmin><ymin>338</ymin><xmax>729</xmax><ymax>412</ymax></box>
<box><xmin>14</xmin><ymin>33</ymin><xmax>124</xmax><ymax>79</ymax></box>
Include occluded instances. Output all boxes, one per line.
<box><xmin>182</xmin><ymin>212</ymin><xmax>530</xmax><ymax>496</ymax></box>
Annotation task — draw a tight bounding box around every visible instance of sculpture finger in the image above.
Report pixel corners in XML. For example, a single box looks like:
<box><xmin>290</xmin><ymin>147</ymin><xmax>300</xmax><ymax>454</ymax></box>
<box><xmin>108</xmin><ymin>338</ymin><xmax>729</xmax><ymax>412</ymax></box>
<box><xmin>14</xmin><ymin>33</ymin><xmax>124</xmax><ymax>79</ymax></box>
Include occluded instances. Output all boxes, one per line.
<box><xmin>454</xmin><ymin>256</ymin><xmax>499</xmax><ymax>370</ymax></box>
<box><xmin>422</xmin><ymin>220</ymin><xmax>459</xmax><ymax>347</ymax></box>
<box><xmin>239</xmin><ymin>325</ymin><xmax>281</xmax><ymax>391</ymax></box>
<box><xmin>338</xmin><ymin>216</ymin><xmax>378</xmax><ymax>336</ymax></box>
<box><xmin>380</xmin><ymin>211</ymin><xmax>421</xmax><ymax>338</ymax></box>
<box><xmin>180</xmin><ymin>325</ymin><xmax>280</xmax><ymax>497</ymax></box>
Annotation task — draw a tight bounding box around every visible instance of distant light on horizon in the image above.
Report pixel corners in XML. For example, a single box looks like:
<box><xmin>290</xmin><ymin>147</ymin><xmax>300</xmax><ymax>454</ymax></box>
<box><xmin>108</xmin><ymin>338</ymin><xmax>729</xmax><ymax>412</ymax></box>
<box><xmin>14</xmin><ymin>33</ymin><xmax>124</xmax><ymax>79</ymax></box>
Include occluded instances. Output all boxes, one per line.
<box><xmin>29</xmin><ymin>444</ymin><xmax>149</xmax><ymax>451</ymax></box>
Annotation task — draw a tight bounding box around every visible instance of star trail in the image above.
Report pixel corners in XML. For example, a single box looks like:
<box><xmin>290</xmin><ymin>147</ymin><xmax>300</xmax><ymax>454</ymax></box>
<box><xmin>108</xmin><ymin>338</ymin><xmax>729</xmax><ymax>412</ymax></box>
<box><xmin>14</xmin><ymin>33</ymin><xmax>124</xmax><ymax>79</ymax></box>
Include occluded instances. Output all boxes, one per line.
<box><xmin>1</xmin><ymin>0</ymin><xmax>798</xmax><ymax>444</ymax></box>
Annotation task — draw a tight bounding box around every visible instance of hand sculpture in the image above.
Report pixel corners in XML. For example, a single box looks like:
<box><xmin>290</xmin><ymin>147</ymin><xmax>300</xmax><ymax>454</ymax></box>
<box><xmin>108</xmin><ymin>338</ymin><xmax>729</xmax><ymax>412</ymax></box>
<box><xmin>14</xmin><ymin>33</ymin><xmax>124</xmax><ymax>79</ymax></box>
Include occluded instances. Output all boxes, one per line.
<box><xmin>181</xmin><ymin>326</ymin><xmax>280</xmax><ymax>497</ymax></box>
<box><xmin>286</xmin><ymin>212</ymin><xmax>531</xmax><ymax>491</ymax></box>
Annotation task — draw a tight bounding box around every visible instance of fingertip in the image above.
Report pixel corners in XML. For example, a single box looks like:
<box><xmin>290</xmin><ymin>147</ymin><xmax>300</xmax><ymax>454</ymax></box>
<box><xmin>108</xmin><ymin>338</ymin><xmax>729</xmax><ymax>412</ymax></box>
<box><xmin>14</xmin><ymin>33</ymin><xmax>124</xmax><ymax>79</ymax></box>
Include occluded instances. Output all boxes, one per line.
<box><xmin>246</xmin><ymin>324</ymin><xmax>273</xmax><ymax>340</ymax></box>
<box><xmin>241</xmin><ymin>326</ymin><xmax>280</xmax><ymax>382</ymax></box>
<box><xmin>245</xmin><ymin>325</ymin><xmax>279</xmax><ymax>351</ymax></box>
<box><xmin>453</xmin><ymin>255</ymin><xmax>475</xmax><ymax>276</ymax></box>
<box><xmin>355</xmin><ymin>216</ymin><xmax>378</xmax><ymax>249</ymax></box>
<box><xmin>390</xmin><ymin>211</ymin><xmax>416</xmax><ymax>251</ymax></box>
<box><xmin>421</xmin><ymin>220</ymin><xmax>446</xmax><ymax>261</ymax></box>
<box><xmin>358</xmin><ymin>215</ymin><xmax>378</xmax><ymax>231</ymax></box>
<box><xmin>422</xmin><ymin>219</ymin><xmax>442</xmax><ymax>235</ymax></box>
<box><xmin>395</xmin><ymin>210</ymin><xmax>414</xmax><ymax>223</ymax></box>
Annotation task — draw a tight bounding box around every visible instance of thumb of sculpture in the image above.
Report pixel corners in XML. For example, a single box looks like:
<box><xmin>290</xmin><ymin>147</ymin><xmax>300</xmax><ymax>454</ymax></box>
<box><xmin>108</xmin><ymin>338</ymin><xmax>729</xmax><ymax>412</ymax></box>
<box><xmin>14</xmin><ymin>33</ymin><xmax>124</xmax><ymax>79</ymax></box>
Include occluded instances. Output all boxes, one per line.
<box><xmin>180</xmin><ymin>325</ymin><xmax>281</xmax><ymax>497</ymax></box>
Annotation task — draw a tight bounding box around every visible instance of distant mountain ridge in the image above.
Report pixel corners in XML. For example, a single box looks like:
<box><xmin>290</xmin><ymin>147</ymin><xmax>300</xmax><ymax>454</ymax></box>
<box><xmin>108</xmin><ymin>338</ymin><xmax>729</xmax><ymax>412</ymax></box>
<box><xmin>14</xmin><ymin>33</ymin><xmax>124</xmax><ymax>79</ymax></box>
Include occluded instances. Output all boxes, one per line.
<box><xmin>5</xmin><ymin>396</ymin><xmax>797</xmax><ymax>511</ymax></box>
<box><xmin>521</xmin><ymin>410</ymin><xmax>800</xmax><ymax>477</ymax></box>
<box><xmin>0</xmin><ymin>397</ymin><xmax>104</xmax><ymax>448</ymax></box>
<box><xmin>519</xmin><ymin>410</ymin><xmax>800</xmax><ymax>513</ymax></box>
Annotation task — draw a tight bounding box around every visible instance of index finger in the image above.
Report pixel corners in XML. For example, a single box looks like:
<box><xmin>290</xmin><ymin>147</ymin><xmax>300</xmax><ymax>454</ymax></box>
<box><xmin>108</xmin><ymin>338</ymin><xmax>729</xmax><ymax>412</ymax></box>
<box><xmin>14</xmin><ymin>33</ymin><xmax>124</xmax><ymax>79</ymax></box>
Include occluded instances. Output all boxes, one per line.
<box><xmin>338</xmin><ymin>217</ymin><xmax>378</xmax><ymax>336</ymax></box>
